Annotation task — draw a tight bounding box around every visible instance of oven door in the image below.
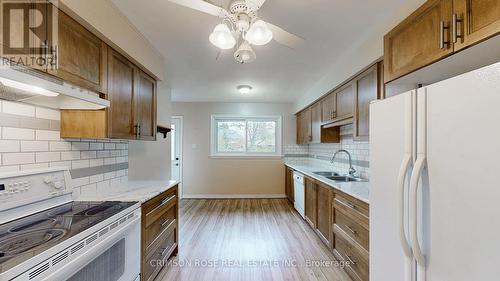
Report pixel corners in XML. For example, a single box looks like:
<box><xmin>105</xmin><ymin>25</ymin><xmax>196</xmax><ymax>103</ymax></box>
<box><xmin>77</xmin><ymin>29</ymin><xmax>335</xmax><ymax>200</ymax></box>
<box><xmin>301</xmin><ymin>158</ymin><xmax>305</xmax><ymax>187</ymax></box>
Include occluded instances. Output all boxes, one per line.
<box><xmin>43</xmin><ymin>216</ymin><xmax>141</xmax><ymax>281</ymax></box>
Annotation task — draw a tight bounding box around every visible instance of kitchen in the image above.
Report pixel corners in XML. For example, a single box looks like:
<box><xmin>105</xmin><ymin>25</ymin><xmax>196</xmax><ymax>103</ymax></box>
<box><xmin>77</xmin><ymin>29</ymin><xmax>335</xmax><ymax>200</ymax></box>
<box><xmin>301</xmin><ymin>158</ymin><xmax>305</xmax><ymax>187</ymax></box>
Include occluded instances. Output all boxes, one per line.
<box><xmin>0</xmin><ymin>0</ymin><xmax>499</xmax><ymax>281</ymax></box>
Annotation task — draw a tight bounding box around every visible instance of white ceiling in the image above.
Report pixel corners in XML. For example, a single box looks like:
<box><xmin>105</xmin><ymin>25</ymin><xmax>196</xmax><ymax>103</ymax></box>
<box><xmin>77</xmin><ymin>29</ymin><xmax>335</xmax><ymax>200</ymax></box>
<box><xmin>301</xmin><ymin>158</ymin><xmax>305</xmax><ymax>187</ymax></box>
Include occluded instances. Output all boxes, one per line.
<box><xmin>112</xmin><ymin>0</ymin><xmax>420</xmax><ymax>103</ymax></box>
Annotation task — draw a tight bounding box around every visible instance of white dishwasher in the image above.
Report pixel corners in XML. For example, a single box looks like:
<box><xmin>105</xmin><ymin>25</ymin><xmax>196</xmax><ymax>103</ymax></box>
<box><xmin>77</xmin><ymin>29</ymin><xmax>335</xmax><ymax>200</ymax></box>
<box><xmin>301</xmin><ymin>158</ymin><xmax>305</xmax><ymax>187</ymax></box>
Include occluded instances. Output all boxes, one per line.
<box><xmin>293</xmin><ymin>171</ymin><xmax>305</xmax><ymax>218</ymax></box>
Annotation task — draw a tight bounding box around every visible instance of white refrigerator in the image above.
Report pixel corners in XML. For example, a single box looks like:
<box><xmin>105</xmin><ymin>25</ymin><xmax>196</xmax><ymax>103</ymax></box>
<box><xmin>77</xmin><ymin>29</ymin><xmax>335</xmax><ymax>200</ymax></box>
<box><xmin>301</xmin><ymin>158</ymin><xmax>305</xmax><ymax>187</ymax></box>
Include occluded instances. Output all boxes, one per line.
<box><xmin>370</xmin><ymin>62</ymin><xmax>500</xmax><ymax>281</ymax></box>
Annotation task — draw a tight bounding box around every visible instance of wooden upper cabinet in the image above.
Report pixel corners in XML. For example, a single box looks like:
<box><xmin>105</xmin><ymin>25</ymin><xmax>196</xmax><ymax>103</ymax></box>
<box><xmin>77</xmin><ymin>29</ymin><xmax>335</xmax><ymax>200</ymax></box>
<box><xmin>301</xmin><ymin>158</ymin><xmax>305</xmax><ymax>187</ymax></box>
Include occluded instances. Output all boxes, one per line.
<box><xmin>49</xmin><ymin>10</ymin><xmax>107</xmax><ymax>93</ymax></box>
<box><xmin>321</xmin><ymin>92</ymin><xmax>336</xmax><ymax>123</ymax></box>
<box><xmin>310</xmin><ymin>102</ymin><xmax>322</xmax><ymax>143</ymax></box>
<box><xmin>335</xmin><ymin>82</ymin><xmax>354</xmax><ymax>121</ymax></box>
<box><xmin>316</xmin><ymin>183</ymin><xmax>332</xmax><ymax>247</ymax></box>
<box><xmin>384</xmin><ymin>0</ymin><xmax>453</xmax><ymax>83</ymax></box>
<box><xmin>354</xmin><ymin>64</ymin><xmax>381</xmax><ymax>141</ymax></box>
<box><xmin>135</xmin><ymin>70</ymin><xmax>157</xmax><ymax>140</ymax></box>
<box><xmin>296</xmin><ymin>108</ymin><xmax>311</xmax><ymax>144</ymax></box>
<box><xmin>453</xmin><ymin>0</ymin><xmax>500</xmax><ymax>51</ymax></box>
<box><xmin>107</xmin><ymin>47</ymin><xmax>136</xmax><ymax>139</ymax></box>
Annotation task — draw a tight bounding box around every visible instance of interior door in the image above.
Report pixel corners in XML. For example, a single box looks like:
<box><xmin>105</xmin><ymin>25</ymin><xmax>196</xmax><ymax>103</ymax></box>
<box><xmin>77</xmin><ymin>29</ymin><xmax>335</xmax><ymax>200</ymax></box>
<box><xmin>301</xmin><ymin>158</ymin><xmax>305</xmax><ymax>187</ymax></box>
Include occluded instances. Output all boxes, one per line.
<box><xmin>171</xmin><ymin>116</ymin><xmax>182</xmax><ymax>189</ymax></box>
<box><xmin>370</xmin><ymin>91</ymin><xmax>415</xmax><ymax>281</ymax></box>
<box><xmin>419</xmin><ymin>62</ymin><xmax>500</xmax><ymax>281</ymax></box>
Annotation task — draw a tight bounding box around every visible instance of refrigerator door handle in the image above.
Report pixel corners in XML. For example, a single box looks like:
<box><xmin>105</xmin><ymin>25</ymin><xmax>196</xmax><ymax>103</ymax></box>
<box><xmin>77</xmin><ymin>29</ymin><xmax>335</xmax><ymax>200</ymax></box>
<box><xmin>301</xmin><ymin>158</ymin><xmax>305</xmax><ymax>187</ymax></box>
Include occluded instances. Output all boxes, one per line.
<box><xmin>409</xmin><ymin>156</ymin><xmax>426</xmax><ymax>267</ymax></box>
<box><xmin>398</xmin><ymin>153</ymin><xmax>413</xmax><ymax>259</ymax></box>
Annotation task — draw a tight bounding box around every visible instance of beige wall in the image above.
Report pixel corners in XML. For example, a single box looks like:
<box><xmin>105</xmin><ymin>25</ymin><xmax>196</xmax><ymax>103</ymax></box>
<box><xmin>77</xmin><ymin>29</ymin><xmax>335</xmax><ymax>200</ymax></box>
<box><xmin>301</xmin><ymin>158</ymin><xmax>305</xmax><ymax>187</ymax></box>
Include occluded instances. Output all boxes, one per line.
<box><xmin>128</xmin><ymin>80</ymin><xmax>172</xmax><ymax>181</ymax></box>
<box><xmin>58</xmin><ymin>0</ymin><xmax>165</xmax><ymax>80</ymax></box>
<box><xmin>172</xmin><ymin>102</ymin><xmax>296</xmax><ymax>198</ymax></box>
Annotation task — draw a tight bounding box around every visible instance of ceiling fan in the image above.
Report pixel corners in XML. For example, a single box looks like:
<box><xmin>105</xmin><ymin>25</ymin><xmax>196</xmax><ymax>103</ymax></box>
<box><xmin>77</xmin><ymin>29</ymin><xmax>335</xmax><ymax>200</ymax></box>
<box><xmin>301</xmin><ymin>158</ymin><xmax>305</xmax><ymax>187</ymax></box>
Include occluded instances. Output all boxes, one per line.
<box><xmin>167</xmin><ymin>0</ymin><xmax>305</xmax><ymax>64</ymax></box>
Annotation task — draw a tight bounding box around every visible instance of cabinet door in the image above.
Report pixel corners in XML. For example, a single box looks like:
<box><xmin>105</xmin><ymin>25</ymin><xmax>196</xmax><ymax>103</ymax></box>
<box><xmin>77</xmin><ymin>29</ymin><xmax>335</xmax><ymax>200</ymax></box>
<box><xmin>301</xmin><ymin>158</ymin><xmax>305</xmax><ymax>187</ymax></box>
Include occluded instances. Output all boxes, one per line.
<box><xmin>49</xmin><ymin>10</ymin><xmax>107</xmax><ymax>93</ymax></box>
<box><xmin>285</xmin><ymin>167</ymin><xmax>294</xmax><ymax>204</ymax></box>
<box><xmin>304</xmin><ymin>178</ymin><xmax>317</xmax><ymax>228</ymax></box>
<box><xmin>453</xmin><ymin>0</ymin><xmax>500</xmax><ymax>50</ymax></box>
<box><xmin>310</xmin><ymin>102</ymin><xmax>322</xmax><ymax>143</ymax></box>
<box><xmin>316</xmin><ymin>183</ymin><xmax>332</xmax><ymax>247</ymax></box>
<box><xmin>384</xmin><ymin>0</ymin><xmax>453</xmax><ymax>82</ymax></box>
<box><xmin>298</xmin><ymin>107</ymin><xmax>311</xmax><ymax>144</ymax></box>
<box><xmin>107</xmin><ymin>48</ymin><xmax>135</xmax><ymax>139</ymax></box>
<box><xmin>354</xmin><ymin>64</ymin><xmax>380</xmax><ymax>141</ymax></box>
<box><xmin>321</xmin><ymin>93</ymin><xmax>336</xmax><ymax>123</ymax></box>
<box><xmin>335</xmin><ymin>82</ymin><xmax>354</xmax><ymax>120</ymax></box>
<box><xmin>135</xmin><ymin>70</ymin><xmax>157</xmax><ymax>140</ymax></box>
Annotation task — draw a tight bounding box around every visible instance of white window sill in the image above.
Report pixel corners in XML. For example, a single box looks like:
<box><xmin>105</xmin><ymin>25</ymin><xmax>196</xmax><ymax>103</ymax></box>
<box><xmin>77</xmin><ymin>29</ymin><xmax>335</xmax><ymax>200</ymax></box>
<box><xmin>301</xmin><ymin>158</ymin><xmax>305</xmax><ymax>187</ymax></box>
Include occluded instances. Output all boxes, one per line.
<box><xmin>209</xmin><ymin>155</ymin><xmax>284</xmax><ymax>160</ymax></box>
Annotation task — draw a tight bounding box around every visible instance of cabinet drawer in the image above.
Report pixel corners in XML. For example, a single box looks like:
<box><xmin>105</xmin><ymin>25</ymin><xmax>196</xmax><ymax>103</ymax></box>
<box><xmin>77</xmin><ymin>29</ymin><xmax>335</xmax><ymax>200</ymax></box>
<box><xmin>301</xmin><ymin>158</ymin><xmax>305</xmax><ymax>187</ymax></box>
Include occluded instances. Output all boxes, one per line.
<box><xmin>333</xmin><ymin>194</ymin><xmax>369</xmax><ymax>229</ymax></box>
<box><xmin>334</xmin><ymin>231</ymin><xmax>369</xmax><ymax>281</ymax></box>
<box><xmin>335</xmin><ymin>211</ymin><xmax>369</xmax><ymax>251</ymax></box>
<box><xmin>143</xmin><ymin>189</ymin><xmax>177</xmax><ymax>225</ymax></box>
<box><xmin>144</xmin><ymin>202</ymin><xmax>176</xmax><ymax>251</ymax></box>
<box><xmin>143</xmin><ymin>228</ymin><xmax>177</xmax><ymax>281</ymax></box>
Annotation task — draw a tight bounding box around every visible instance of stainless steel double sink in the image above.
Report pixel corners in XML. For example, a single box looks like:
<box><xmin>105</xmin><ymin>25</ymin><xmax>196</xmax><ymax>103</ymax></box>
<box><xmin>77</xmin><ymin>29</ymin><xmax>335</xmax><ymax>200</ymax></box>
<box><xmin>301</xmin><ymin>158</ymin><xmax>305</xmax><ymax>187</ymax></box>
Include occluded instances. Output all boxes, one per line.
<box><xmin>312</xmin><ymin>171</ymin><xmax>367</xmax><ymax>182</ymax></box>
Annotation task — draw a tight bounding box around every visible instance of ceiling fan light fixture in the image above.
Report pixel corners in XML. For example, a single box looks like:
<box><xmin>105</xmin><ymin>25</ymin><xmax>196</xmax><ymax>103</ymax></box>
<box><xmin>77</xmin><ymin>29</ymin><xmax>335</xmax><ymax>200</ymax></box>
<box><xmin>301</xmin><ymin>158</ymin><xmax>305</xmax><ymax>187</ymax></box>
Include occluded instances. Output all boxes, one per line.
<box><xmin>209</xmin><ymin>23</ymin><xmax>236</xmax><ymax>50</ymax></box>
<box><xmin>234</xmin><ymin>41</ymin><xmax>256</xmax><ymax>63</ymax></box>
<box><xmin>246</xmin><ymin>20</ymin><xmax>273</xmax><ymax>46</ymax></box>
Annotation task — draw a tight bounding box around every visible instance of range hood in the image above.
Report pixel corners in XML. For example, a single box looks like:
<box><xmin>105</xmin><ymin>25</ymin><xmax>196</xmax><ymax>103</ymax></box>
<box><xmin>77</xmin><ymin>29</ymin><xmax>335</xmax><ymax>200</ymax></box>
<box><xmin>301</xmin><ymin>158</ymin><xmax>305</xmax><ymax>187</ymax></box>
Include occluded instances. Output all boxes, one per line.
<box><xmin>0</xmin><ymin>66</ymin><xmax>109</xmax><ymax>109</ymax></box>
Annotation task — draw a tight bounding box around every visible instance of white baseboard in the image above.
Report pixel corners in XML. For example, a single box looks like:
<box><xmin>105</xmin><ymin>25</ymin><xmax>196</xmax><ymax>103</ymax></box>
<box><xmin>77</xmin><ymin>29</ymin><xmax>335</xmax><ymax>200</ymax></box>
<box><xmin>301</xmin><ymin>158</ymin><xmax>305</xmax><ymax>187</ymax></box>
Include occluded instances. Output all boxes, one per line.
<box><xmin>182</xmin><ymin>194</ymin><xmax>287</xmax><ymax>199</ymax></box>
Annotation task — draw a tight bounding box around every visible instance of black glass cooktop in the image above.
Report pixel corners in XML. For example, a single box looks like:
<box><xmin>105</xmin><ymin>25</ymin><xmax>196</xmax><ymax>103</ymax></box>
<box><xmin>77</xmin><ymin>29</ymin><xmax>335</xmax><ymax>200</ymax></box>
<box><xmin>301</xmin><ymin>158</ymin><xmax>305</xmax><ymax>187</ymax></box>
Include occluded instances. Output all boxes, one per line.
<box><xmin>0</xmin><ymin>201</ymin><xmax>136</xmax><ymax>273</ymax></box>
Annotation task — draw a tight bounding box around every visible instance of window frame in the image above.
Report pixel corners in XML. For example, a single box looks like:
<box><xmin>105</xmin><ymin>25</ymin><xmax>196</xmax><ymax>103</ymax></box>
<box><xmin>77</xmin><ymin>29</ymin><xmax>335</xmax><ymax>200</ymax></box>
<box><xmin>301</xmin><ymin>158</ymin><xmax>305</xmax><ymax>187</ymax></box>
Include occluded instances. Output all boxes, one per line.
<box><xmin>210</xmin><ymin>115</ymin><xmax>283</xmax><ymax>158</ymax></box>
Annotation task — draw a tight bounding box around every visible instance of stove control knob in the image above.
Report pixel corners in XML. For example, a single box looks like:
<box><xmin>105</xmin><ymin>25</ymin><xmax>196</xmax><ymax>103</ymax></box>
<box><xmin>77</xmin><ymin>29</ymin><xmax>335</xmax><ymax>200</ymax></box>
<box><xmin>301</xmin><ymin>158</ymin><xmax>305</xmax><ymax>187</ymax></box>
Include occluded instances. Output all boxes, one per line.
<box><xmin>44</xmin><ymin>176</ymin><xmax>53</xmax><ymax>184</ymax></box>
<box><xmin>53</xmin><ymin>181</ymin><xmax>64</xmax><ymax>190</ymax></box>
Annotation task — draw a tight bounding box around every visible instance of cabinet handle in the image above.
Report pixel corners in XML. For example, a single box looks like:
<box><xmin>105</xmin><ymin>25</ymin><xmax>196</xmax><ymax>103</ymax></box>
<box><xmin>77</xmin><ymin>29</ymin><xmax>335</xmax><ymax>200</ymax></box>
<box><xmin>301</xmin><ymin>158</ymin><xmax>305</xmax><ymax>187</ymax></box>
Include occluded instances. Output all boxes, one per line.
<box><xmin>346</xmin><ymin>225</ymin><xmax>357</xmax><ymax>235</ymax></box>
<box><xmin>440</xmin><ymin>21</ymin><xmax>450</xmax><ymax>49</ymax></box>
<box><xmin>466</xmin><ymin>0</ymin><xmax>472</xmax><ymax>35</ymax></box>
<box><xmin>160</xmin><ymin>219</ymin><xmax>171</xmax><ymax>227</ymax></box>
<box><xmin>345</xmin><ymin>254</ymin><xmax>356</xmax><ymax>265</ymax></box>
<box><xmin>452</xmin><ymin>14</ymin><xmax>463</xmax><ymax>43</ymax></box>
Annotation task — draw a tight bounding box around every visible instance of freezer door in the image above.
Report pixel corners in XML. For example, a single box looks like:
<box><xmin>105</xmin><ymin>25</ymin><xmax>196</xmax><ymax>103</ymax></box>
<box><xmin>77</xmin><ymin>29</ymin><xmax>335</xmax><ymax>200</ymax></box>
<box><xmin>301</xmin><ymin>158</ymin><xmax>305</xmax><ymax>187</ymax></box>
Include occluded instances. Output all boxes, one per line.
<box><xmin>420</xmin><ymin>62</ymin><xmax>500</xmax><ymax>281</ymax></box>
<box><xmin>370</xmin><ymin>91</ymin><xmax>415</xmax><ymax>281</ymax></box>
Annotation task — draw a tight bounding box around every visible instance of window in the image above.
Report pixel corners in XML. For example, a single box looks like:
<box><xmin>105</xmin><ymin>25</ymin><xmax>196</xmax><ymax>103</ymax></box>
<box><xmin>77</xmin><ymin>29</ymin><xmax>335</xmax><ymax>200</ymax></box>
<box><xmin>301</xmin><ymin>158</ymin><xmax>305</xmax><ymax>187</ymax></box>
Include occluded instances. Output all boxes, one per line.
<box><xmin>211</xmin><ymin>115</ymin><xmax>282</xmax><ymax>157</ymax></box>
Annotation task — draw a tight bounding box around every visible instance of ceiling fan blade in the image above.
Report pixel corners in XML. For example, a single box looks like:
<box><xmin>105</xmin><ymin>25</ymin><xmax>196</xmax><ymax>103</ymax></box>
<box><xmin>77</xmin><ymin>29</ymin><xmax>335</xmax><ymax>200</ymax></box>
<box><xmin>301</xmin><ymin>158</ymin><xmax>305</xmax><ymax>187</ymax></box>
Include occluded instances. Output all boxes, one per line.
<box><xmin>267</xmin><ymin>23</ymin><xmax>304</xmax><ymax>49</ymax></box>
<box><xmin>167</xmin><ymin>0</ymin><xmax>229</xmax><ymax>18</ymax></box>
<box><xmin>246</xmin><ymin>0</ymin><xmax>267</xmax><ymax>10</ymax></box>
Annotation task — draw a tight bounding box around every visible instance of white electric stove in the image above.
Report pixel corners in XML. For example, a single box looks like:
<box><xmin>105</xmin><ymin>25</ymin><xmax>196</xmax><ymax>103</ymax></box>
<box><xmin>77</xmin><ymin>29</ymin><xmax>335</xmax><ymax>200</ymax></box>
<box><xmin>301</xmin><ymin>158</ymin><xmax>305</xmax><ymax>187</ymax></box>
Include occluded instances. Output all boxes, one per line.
<box><xmin>0</xmin><ymin>168</ymin><xmax>141</xmax><ymax>281</ymax></box>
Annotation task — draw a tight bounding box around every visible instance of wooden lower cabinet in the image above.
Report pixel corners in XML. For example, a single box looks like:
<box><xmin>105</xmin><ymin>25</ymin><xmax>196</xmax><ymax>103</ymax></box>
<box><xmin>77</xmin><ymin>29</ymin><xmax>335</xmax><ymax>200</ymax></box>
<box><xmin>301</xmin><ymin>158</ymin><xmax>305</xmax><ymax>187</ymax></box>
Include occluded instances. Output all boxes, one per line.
<box><xmin>141</xmin><ymin>185</ymin><xmax>179</xmax><ymax>281</ymax></box>
<box><xmin>304</xmin><ymin>177</ymin><xmax>317</xmax><ymax>228</ymax></box>
<box><xmin>316</xmin><ymin>182</ymin><xmax>332</xmax><ymax>246</ymax></box>
<box><xmin>285</xmin><ymin>166</ymin><xmax>294</xmax><ymax>204</ymax></box>
<box><xmin>293</xmin><ymin>168</ymin><xmax>370</xmax><ymax>281</ymax></box>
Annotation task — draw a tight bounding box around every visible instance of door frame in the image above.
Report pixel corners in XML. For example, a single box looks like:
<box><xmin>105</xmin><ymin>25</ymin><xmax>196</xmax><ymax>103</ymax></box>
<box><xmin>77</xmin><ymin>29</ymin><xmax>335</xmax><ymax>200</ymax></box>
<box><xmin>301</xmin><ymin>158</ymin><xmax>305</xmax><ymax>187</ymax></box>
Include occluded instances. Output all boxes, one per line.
<box><xmin>171</xmin><ymin>115</ymin><xmax>184</xmax><ymax>199</ymax></box>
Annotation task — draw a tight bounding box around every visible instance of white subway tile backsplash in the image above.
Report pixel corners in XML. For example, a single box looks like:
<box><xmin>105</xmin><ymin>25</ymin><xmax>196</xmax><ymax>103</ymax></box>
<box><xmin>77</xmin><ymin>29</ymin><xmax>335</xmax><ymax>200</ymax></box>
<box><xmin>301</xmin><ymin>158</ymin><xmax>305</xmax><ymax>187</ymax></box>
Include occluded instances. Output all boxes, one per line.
<box><xmin>21</xmin><ymin>141</ymin><xmax>49</xmax><ymax>152</ymax></box>
<box><xmin>35</xmin><ymin>107</ymin><xmax>60</xmax><ymax>120</ymax></box>
<box><xmin>110</xmin><ymin>150</ymin><xmax>120</xmax><ymax>157</ymax></box>
<box><xmin>72</xmin><ymin>160</ymin><xmax>89</xmax><ymax>169</ymax></box>
<box><xmin>2</xmin><ymin>101</ymin><xmax>35</xmax><ymax>117</ymax></box>
<box><xmin>89</xmin><ymin>143</ymin><xmax>103</xmax><ymax>150</ymax></box>
<box><xmin>72</xmin><ymin>177</ymin><xmax>90</xmax><ymax>188</ymax></box>
<box><xmin>104</xmin><ymin>143</ymin><xmax>115</xmax><ymax>150</ymax></box>
<box><xmin>104</xmin><ymin>171</ymin><xmax>116</xmax><ymax>180</ymax></box>
<box><xmin>49</xmin><ymin>161</ymin><xmax>72</xmax><ymax>169</ymax></box>
<box><xmin>3</xmin><ymin>153</ymin><xmax>35</xmax><ymax>165</ymax></box>
<box><xmin>49</xmin><ymin>141</ymin><xmax>72</xmax><ymax>151</ymax></box>
<box><xmin>0</xmin><ymin>140</ymin><xmax>20</xmax><ymax>152</ymax></box>
<box><xmin>104</xmin><ymin>157</ymin><xmax>116</xmax><ymax>165</ymax></box>
<box><xmin>89</xmin><ymin>174</ymin><xmax>104</xmax><ymax>184</ymax></box>
<box><xmin>61</xmin><ymin>151</ymin><xmax>80</xmax><ymax>161</ymax></box>
<box><xmin>89</xmin><ymin>158</ymin><xmax>104</xmax><ymax>167</ymax></box>
<box><xmin>36</xmin><ymin>130</ymin><xmax>60</xmax><ymax>141</ymax></box>
<box><xmin>35</xmin><ymin>152</ymin><xmax>60</xmax><ymax>162</ymax></box>
<box><xmin>81</xmin><ymin>150</ymin><xmax>97</xmax><ymax>159</ymax></box>
<box><xmin>71</xmin><ymin>142</ymin><xmax>89</xmax><ymax>151</ymax></box>
<box><xmin>21</xmin><ymin>163</ymin><xmax>49</xmax><ymax>170</ymax></box>
<box><xmin>97</xmin><ymin>150</ymin><xmax>110</xmax><ymax>158</ymax></box>
<box><xmin>0</xmin><ymin>165</ymin><xmax>20</xmax><ymax>173</ymax></box>
<box><xmin>2</xmin><ymin>127</ymin><xmax>35</xmax><ymax>140</ymax></box>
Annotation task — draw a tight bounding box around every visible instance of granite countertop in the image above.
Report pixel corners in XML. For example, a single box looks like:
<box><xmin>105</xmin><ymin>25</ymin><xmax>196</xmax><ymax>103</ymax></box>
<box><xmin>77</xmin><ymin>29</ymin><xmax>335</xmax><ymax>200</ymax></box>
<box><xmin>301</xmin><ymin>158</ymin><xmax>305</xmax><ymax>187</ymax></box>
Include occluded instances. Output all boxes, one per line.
<box><xmin>76</xmin><ymin>180</ymin><xmax>179</xmax><ymax>204</ymax></box>
<box><xmin>285</xmin><ymin>161</ymin><xmax>369</xmax><ymax>204</ymax></box>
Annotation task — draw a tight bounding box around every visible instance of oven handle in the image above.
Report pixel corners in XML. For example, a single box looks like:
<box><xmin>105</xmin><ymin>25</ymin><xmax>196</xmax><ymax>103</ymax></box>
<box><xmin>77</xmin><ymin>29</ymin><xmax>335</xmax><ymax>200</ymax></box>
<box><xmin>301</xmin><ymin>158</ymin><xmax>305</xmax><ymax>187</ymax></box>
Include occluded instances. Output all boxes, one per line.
<box><xmin>41</xmin><ymin>217</ymin><xmax>140</xmax><ymax>281</ymax></box>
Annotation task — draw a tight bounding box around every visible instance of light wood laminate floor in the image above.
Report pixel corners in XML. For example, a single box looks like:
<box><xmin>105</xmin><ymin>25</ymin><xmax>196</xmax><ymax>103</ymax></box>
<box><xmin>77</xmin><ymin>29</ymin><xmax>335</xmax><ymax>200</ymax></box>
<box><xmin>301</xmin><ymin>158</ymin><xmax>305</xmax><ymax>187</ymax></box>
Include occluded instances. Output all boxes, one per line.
<box><xmin>160</xmin><ymin>199</ymin><xmax>351</xmax><ymax>281</ymax></box>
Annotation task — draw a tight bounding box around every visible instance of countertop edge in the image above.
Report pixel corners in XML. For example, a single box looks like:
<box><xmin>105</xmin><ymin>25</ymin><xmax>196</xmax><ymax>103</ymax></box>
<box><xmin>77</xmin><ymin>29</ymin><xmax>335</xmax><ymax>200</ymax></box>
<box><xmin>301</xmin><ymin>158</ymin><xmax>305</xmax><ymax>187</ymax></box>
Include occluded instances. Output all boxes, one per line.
<box><xmin>285</xmin><ymin>163</ymin><xmax>369</xmax><ymax>204</ymax></box>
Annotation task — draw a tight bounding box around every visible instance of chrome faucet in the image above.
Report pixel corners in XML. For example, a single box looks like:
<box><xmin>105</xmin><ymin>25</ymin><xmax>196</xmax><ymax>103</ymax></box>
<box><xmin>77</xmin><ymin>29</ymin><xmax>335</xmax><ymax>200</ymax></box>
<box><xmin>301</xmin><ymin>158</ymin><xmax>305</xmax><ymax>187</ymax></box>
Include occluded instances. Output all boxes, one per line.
<box><xmin>331</xmin><ymin>149</ymin><xmax>356</xmax><ymax>176</ymax></box>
